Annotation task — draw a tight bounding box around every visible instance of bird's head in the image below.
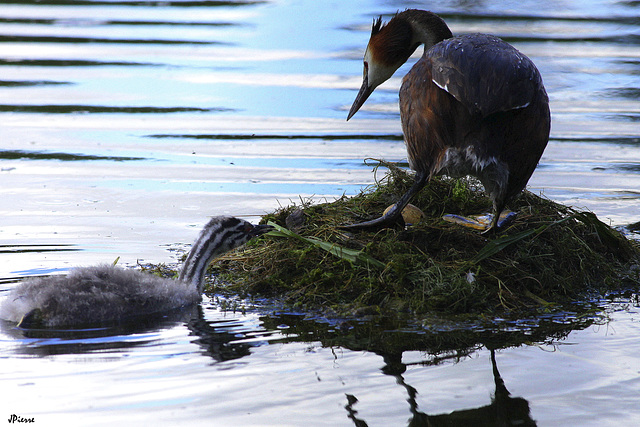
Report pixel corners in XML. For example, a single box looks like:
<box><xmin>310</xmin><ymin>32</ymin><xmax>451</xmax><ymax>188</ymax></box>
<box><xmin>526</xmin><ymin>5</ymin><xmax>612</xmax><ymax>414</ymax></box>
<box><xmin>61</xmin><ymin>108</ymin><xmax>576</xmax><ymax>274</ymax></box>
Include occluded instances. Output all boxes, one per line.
<box><xmin>216</xmin><ymin>217</ymin><xmax>272</xmax><ymax>254</ymax></box>
<box><xmin>195</xmin><ymin>216</ymin><xmax>273</xmax><ymax>261</ymax></box>
<box><xmin>179</xmin><ymin>216</ymin><xmax>272</xmax><ymax>291</ymax></box>
<box><xmin>347</xmin><ymin>15</ymin><xmax>417</xmax><ymax>121</ymax></box>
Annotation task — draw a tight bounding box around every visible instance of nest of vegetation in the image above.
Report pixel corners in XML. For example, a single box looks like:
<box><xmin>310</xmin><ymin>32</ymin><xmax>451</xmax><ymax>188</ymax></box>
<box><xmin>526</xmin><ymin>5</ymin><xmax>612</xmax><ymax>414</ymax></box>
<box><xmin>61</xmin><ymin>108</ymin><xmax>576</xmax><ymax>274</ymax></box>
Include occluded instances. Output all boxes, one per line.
<box><xmin>209</xmin><ymin>161</ymin><xmax>640</xmax><ymax>319</ymax></box>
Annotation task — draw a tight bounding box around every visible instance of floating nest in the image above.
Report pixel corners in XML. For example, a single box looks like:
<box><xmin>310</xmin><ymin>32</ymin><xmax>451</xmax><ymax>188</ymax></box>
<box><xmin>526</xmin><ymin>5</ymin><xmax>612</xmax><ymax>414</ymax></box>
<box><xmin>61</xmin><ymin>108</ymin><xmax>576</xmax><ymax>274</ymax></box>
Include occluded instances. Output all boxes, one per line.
<box><xmin>209</xmin><ymin>161</ymin><xmax>640</xmax><ymax>319</ymax></box>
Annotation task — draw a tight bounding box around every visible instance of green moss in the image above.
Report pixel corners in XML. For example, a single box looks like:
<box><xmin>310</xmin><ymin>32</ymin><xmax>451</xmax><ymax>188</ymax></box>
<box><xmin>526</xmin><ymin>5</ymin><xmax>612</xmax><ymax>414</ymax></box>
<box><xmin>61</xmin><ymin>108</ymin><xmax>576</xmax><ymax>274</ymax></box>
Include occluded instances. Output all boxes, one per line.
<box><xmin>209</xmin><ymin>163</ymin><xmax>640</xmax><ymax>319</ymax></box>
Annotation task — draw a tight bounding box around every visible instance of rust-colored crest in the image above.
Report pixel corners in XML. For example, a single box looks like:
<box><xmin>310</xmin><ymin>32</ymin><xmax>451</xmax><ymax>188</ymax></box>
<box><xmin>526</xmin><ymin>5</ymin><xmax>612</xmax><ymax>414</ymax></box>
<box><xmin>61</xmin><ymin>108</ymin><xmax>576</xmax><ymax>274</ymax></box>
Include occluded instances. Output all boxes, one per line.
<box><xmin>368</xmin><ymin>15</ymin><xmax>414</xmax><ymax>66</ymax></box>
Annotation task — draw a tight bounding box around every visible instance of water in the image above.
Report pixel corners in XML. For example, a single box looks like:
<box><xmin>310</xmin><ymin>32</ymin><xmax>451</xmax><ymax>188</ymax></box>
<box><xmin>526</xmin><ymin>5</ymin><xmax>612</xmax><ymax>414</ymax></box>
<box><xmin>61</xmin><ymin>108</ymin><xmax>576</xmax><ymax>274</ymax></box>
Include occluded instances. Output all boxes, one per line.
<box><xmin>1</xmin><ymin>0</ymin><xmax>640</xmax><ymax>425</ymax></box>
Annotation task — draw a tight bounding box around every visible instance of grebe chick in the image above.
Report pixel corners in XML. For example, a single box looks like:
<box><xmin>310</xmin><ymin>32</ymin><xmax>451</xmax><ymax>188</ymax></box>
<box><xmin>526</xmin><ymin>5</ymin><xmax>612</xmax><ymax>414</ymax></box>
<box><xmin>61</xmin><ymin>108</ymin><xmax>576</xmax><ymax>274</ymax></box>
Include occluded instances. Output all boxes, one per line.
<box><xmin>0</xmin><ymin>216</ymin><xmax>272</xmax><ymax>328</ymax></box>
<box><xmin>346</xmin><ymin>9</ymin><xmax>550</xmax><ymax>231</ymax></box>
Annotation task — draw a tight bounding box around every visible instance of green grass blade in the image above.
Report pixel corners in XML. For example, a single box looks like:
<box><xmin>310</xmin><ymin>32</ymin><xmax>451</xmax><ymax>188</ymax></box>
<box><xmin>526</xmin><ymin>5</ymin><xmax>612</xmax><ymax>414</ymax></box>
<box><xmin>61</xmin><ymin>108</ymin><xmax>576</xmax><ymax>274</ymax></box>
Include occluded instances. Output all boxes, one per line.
<box><xmin>267</xmin><ymin>221</ymin><xmax>385</xmax><ymax>269</ymax></box>
<box><xmin>470</xmin><ymin>228</ymin><xmax>540</xmax><ymax>264</ymax></box>
<box><xmin>470</xmin><ymin>216</ymin><xmax>573</xmax><ymax>264</ymax></box>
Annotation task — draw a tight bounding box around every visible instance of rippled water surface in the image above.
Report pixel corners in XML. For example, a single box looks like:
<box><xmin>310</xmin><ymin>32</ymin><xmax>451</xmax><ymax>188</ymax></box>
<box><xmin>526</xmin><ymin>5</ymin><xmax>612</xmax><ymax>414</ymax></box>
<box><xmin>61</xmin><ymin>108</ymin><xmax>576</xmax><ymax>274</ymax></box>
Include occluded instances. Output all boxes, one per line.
<box><xmin>1</xmin><ymin>0</ymin><xmax>640</xmax><ymax>425</ymax></box>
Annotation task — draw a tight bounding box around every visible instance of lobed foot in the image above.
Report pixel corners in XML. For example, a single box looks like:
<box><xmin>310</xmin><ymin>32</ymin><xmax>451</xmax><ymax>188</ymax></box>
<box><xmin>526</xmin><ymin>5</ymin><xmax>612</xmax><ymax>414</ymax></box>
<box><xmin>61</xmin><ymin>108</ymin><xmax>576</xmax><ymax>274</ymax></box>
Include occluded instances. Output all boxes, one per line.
<box><xmin>442</xmin><ymin>211</ymin><xmax>517</xmax><ymax>232</ymax></box>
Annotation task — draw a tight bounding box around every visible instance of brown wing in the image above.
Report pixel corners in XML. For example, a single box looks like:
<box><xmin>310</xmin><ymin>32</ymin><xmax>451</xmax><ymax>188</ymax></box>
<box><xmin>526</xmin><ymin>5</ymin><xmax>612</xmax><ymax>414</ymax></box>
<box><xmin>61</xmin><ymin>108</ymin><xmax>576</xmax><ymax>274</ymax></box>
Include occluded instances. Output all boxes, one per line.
<box><xmin>428</xmin><ymin>34</ymin><xmax>541</xmax><ymax>117</ymax></box>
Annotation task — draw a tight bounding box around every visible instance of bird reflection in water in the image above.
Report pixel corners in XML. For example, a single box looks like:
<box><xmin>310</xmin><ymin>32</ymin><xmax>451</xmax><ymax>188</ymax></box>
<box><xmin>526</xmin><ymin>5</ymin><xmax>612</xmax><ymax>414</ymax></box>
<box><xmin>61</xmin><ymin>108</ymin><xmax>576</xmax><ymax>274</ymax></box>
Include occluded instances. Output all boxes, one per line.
<box><xmin>345</xmin><ymin>349</ymin><xmax>535</xmax><ymax>426</ymax></box>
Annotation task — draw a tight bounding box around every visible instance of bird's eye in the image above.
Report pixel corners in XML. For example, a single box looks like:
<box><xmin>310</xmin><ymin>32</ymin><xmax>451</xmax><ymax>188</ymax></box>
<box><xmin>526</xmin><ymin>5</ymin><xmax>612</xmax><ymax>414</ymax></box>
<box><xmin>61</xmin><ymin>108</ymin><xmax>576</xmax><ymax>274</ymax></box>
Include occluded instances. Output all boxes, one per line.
<box><xmin>363</xmin><ymin>61</ymin><xmax>369</xmax><ymax>77</ymax></box>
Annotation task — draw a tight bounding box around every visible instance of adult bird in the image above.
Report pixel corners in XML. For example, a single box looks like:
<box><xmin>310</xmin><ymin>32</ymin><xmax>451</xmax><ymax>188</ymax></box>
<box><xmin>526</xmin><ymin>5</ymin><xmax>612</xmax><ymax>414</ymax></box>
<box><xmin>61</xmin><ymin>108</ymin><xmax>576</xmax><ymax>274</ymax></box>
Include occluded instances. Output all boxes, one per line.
<box><xmin>0</xmin><ymin>216</ymin><xmax>272</xmax><ymax>328</ymax></box>
<box><xmin>346</xmin><ymin>9</ymin><xmax>550</xmax><ymax>231</ymax></box>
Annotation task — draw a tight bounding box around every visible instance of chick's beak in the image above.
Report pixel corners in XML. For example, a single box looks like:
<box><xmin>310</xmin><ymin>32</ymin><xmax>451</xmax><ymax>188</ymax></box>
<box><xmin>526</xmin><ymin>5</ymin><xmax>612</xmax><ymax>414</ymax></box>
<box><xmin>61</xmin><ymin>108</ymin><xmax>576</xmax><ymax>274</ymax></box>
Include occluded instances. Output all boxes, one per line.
<box><xmin>347</xmin><ymin>74</ymin><xmax>373</xmax><ymax>121</ymax></box>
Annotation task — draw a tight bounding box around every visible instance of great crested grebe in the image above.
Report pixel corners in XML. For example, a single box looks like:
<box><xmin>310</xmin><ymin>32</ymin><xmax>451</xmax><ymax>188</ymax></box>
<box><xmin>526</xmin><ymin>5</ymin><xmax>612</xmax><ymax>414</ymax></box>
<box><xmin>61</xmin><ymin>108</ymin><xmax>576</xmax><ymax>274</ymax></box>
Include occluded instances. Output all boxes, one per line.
<box><xmin>346</xmin><ymin>9</ymin><xmax>550</xmax><ymax>231</ymax></box>
<box><xmin>0</xmin><ymin>216</ymin><xmax>272</xmax><ymax>328</ymax></box>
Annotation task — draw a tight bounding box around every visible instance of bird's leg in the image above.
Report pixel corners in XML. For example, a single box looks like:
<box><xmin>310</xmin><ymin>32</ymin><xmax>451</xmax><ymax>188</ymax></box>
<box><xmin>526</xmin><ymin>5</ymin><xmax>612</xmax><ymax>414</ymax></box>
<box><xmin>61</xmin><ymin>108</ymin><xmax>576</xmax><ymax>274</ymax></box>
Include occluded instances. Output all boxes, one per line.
<box><xmin>482</xmin><ymin>213</ymin><xmax>500</xmax><ymax>234</ymax></box>
<box><xmin>482</xmin><ymin>200</ymin><xmax>506</xmax><ymax>234</ymax></box>
<box><xmin>341</xmin><ymin>172</ymin><xmax>428</xmax><ymax>230</ymax></box>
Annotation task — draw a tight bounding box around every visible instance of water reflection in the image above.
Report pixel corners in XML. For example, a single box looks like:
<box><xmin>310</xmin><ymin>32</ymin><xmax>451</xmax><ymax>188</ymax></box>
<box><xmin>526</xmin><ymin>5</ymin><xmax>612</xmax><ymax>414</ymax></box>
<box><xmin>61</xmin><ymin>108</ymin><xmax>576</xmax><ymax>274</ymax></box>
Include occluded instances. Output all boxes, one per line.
<box><xmin>0</xmin><ymin>243</ymin><xmax>78</xmax><ymax>255</ymax></box>
<box><xmin>0</xmin><ymin>105</ymin><xmax>231</xmax><ymax>113</ymax></box>
<box><xmin>1</xmin><ymin>304</ymin><xmax>261</xmax><ymax>360</ymax></box>
<box><xmin>396</xmin><ymin>349</ymin><xmax>537</xmax><ymax>427</ymax></box>
<box><xmin>0</xmin><ymin>58</ymin><xmax>156</xmax><ymax>66</ymax></box>
<box><xmin>0</xmin><ymin>149</ymin><xmax>144</xmax><ymax>161</ymax></box>
<box><xmin>354</xmin><ymin>349</ymin><xmax>534</xmax><ymax>427</ymax></box>
<box><xmin>0</xmin><ymin>287</ymin><xmax>633</xmax><ymax>424</ymax></box>
<box><xmin>256</xmin><ymin>310</ymin><xmax>598</xmax><ymax>425</ymax></box>
<box><xmin>0</xmin><ymin>0</ymin><xmax>266</xmax><ymax>7</ymax></box>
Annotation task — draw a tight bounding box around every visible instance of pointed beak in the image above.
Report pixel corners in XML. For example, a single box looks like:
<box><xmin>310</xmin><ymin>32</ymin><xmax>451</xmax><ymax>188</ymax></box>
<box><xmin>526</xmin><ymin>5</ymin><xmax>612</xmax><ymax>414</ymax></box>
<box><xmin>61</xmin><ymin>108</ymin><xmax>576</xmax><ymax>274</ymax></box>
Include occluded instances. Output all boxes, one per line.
<box><xmin>250</xmin><ymin>223</ymin><xmax>274</xmax><ymax>237</ymax></box>
<box><xmin>347</xmin><ymin>75</ymin><xmax>373</xmax><ymax>121</ymax></box>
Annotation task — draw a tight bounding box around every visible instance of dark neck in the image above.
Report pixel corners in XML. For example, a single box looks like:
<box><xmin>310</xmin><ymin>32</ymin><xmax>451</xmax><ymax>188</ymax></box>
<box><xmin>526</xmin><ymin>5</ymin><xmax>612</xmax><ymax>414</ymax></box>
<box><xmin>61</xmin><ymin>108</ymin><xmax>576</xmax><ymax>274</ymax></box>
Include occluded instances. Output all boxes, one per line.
<box><xmin>178</xmin><ymin>247</ymin><xmax>215</xmax><ymax>294</ymax></box>
<box><xmin>178</xmin><ymin>225</ymin><xmax>226</xmax><ymax>293</ymax></box>
<box><xmin>176</xmin><ymin>217</ymin><xmax>249</xmax><ymax>294</ymax></box>
<box><xmin>397</xmin><ymin>10</ymin><xmax>453</xmax><ymax>52</ymax></box>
